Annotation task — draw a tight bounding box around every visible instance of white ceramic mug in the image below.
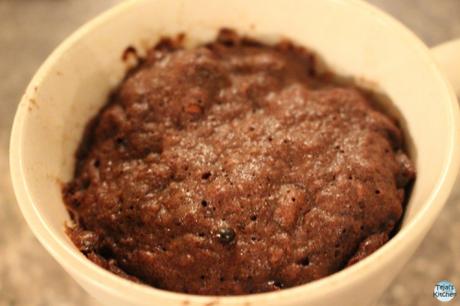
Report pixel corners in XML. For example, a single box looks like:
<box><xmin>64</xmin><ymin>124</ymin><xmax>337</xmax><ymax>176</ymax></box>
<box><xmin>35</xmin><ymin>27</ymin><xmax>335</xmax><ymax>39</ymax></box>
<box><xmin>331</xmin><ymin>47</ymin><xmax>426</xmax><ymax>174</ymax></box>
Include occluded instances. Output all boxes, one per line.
<box><xmin>9</xmin><ymin>1</ymin><xmax>460</xmax><ymax>305</ymax></box>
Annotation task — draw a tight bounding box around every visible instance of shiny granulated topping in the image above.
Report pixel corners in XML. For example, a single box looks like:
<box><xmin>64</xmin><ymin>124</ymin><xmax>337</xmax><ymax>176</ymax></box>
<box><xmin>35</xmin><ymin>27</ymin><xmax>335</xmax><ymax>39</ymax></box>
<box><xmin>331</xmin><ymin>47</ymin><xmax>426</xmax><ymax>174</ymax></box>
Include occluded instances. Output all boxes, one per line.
<box><xmin>64</xmin><ymin>30</ymin><xmax>415</xmax><ymax>295</ymax></box>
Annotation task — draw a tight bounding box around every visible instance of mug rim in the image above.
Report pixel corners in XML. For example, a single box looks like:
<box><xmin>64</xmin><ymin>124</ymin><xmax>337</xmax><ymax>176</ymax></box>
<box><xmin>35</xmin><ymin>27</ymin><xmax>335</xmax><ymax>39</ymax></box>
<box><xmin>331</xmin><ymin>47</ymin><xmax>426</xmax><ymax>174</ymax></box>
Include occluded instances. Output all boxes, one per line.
<box><xmin>9</xmin><ymin>0</ymin><xmax>460</xmax><ymax>304</ymax></box>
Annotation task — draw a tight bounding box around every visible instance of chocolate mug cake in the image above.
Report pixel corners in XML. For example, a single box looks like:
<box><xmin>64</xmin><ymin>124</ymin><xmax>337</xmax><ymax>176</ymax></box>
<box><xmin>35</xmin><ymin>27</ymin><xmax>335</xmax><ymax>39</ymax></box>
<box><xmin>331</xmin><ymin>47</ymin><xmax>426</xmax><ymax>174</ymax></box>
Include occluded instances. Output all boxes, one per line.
<box><xmin>63</xmin><ymin>29</ymin><xmax>415</xmax><ymax>295</ymax></box>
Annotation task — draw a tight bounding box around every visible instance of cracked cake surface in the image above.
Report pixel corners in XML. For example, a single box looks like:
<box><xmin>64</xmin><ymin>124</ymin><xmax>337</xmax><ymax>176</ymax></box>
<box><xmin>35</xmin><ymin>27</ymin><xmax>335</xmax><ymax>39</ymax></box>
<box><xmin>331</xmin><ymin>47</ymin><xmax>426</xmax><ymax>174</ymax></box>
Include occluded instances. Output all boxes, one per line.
<box><xmin>64</xmin><ymin>30</ymin><xmax>415</xmax><ymax>295</ymax></box>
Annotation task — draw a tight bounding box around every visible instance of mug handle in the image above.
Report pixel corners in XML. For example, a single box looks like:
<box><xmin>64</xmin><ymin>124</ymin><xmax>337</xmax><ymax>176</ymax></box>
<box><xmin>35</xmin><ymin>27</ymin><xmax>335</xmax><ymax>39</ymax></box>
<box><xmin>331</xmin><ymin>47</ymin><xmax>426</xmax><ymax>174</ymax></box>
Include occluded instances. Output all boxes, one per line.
<box><xmin>432</xmin><ymin>39</ymin><xmax>460</xmax><ymax>97</ymax></box>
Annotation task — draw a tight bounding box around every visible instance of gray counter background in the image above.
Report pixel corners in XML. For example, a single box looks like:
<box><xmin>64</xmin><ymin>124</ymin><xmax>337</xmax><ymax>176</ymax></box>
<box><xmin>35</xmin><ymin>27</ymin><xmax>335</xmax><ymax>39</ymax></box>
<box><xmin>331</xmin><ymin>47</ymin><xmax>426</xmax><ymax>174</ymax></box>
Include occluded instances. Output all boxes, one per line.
<box><xmin>1</xmin><ymin>1</ymin><xmax>459</xmax><ymax>305</ymax></box>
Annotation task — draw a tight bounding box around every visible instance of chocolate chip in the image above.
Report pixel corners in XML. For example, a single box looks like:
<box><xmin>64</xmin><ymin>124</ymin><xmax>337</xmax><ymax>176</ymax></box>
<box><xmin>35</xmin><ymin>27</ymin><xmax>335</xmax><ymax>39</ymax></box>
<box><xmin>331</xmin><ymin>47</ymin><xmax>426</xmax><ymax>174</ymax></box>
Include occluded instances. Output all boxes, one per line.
<box><xmin>298</xmin><ymin>256</ymin><xmax>310</xmax><ymax>266</ymax></box>
<box><xmin>274</xmin><ymin>280</ymin><xmax>285</xmax><ymax>288</ymax></box>
<box><xmin>201</xmin><ymin>172</ymin><xmax>211</xmax><ymax>180</ymax></box>
<box><xmin>217</xmin><ymin>227</ymin><xmax>236</xmax><ymax>244</ymax></box>
<box><xmin>268</xmin><ymin>280</ymin><xmax>285</xmax><ymax>289</ymax></box>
